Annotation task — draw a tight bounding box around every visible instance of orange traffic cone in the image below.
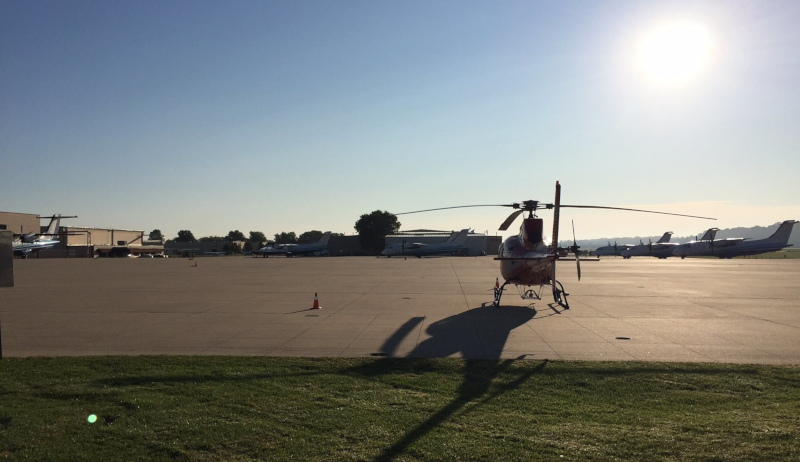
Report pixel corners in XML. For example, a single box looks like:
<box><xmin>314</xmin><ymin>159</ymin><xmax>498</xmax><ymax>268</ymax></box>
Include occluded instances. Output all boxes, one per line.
<box><xmin>312</xmin><ymin>293</ymin><xmax>321</xmax><ymax>309</ymax></box>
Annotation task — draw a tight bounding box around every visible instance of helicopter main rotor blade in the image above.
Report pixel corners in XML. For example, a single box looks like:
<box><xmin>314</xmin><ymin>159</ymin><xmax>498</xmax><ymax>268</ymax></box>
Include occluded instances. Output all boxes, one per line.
<box><xmin>559</xmin><ymin>205</ymin><xmax>715</xmax><ymax>220</ymax></box>
<box><xmin>396</xmin><ymin>204</ymin><xmax>514</xmax><ymax>215</ymax></box>
<box><xmin>498</xmin><ymin>210</ymin><xmax>525</xmax><ymax>231</ymax></box>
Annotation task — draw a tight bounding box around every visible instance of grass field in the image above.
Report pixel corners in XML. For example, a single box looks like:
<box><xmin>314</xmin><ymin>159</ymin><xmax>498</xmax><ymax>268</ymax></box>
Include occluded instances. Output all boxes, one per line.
<box><xmin>1</xmin><ymin>357</ymin><xmax>798</xmax><ymax>461</ymax></box>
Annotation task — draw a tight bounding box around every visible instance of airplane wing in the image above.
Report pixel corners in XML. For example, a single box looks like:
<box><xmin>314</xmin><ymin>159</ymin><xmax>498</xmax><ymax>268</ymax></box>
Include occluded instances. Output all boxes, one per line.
<box><xmin>713</xmin><ymin>238</ymin><xmax>745</xmax><ymax>247</ymax></box>
<box><xmin>651</xmin><ymin>243</ymin><xmax>679</xmax><ymax>250</ymax></box>
<box><xmin>494</xmin><ymin>255</ymin><xmax>558</xmax><ymax>261</ymax></box>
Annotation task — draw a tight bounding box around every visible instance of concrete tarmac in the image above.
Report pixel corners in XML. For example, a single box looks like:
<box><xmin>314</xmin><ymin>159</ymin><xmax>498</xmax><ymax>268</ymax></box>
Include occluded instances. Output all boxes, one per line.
<box><xmin>1</xmin><ymin>256</ymin><xmax>798</xmax><ymax>364</ymax></box>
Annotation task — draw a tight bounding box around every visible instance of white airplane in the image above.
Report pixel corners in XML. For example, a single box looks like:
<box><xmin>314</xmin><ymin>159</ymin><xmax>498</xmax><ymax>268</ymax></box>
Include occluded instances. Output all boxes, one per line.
<box><xmin>593</xmin><ymin>241</ymin><xmax>634</xmax><ymax>257</ymax></box>
<box><xmin>619</xmin><ymin>231</ymin><xmax>680</xmax><ymax>259</ymax></box>
<box><xmin>381</xmin><ymin>229</ymin><xmax>470</xmax><ymax>258</ymax></box>
<box><xmin>594</xmin><ymin>228</ymin><xmax>718</xmax><ymax>258</ymax></box>
<box><xmin>253</xmin><ymin>232</ymin><xmax>331</xmax><ymax>257</ymax></box>
<box><xmin>673</xmin><ymin>220</ymin><xmax>797</xmax><ymax>259</ymax></box>
<box><xmin>670</xmin><ymin>228</ymin><xmax>719</xmax><ymax>249</ymax></box>
<box><xmin>12</xmin><ymin>215</ymin><xmax>74</xmax><ymax>258</ymax></box>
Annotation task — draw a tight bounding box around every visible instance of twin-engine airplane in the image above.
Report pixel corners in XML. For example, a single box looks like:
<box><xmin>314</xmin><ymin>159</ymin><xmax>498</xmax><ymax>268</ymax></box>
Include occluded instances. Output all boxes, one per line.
<box><xmin>593</xmin><ymin>241</ymin><xmax>634</xmax><ymax>257</ymax></box>
<box><xmin>673</xmin><ymin>220</ymin><xmax>797</xmax><ymax>258</ymax></box>
<box><xmin>595</xmin><ymin>228</ymin><xmax>717</xmax><ymax>259</ymax></box>
<box><xmin>619</xmin><ymin>232</ymin><xmax>680</xmax><ymax>259</ymax></box>
<box><xmin>253</xmin><ymin>232</ymin><xmax>332</xmax><ymax>257</ymax></box>
<box><xmin>12</xmin><ymin>214</ymin><xmax>76</xmax><ymax>258</ymax></box>
<box><xmin>398</xmin><ymin>182</ymin><xmax>715</xmax><ymax>309</ymax></box>
<box><xmin>381</xmin><ymin>229</ymin><xmax>470</xmax><ymax>257</ymax></box>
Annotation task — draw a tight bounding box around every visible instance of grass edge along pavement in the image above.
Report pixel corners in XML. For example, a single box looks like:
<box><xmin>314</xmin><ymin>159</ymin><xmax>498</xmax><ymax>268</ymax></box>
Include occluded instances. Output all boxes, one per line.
<box><xmin>1</xmin><ymin>356</ymin><xmax>798</xmax><ymax>461</ymax></box>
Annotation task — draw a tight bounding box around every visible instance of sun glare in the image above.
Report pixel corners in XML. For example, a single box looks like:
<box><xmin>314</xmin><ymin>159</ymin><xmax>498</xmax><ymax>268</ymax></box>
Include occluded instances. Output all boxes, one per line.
<box><xmin>638</xmin><ymin>21</ymin><xmax>712</xmax><ymax>87</ymax></box>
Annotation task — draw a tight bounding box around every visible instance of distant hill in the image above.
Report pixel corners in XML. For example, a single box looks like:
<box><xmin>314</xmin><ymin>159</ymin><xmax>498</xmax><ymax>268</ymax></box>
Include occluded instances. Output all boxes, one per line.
<box><xmin>560</xmin><ymin>221</ymin><xmax>800</xmax><ymax>250</ymax></box>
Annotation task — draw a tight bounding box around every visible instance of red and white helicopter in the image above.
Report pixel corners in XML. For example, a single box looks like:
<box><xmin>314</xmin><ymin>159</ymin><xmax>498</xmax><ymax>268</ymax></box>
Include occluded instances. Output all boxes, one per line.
<box><xmin>399</xmin><ymin>181</ymin><xmax>715</xmax><ymax>309</ymax></box>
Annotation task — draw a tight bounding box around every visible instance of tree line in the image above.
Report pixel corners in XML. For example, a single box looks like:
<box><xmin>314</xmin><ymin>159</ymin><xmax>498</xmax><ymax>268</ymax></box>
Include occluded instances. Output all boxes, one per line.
<box><xmin>159</xmin><ymin>209</ymin><xmax>401</xmax><ymax>255</ymax></box>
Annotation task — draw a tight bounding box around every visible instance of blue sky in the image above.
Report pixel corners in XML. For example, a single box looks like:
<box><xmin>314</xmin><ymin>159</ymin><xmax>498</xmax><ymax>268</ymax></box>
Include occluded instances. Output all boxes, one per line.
<box><xmin>2</xmin><ymin>0</ymin><xmax>799</xmax><ymax>240</ymax></box>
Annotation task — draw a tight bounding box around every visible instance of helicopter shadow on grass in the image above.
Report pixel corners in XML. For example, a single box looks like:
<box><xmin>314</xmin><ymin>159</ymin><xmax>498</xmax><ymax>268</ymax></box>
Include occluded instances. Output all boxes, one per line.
<box><xmin>349</xmin><ymin>303</ymin><xmax>550</xmax><ymax>462</ymax></box>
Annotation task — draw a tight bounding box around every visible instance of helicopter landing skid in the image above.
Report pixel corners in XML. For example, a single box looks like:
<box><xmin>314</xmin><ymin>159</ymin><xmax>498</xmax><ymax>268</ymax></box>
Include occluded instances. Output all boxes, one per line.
<box><xmin>552</xmin><ymin>280</ymin><xmax>570</xmax><ymax>309</ymax></box>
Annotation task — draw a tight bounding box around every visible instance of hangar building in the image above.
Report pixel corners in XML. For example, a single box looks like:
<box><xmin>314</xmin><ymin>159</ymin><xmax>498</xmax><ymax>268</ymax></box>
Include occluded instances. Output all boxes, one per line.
<box><xmin>0</xmin><ymin>211</ymin><xmax>41</xmax><ymax>235</ymax></box>
<box><xmin>62</xmin><ymin>227</ymin><xmax>164</xmax><ymax>258</ymax></box>
<box><xmin>384</xmin><ymin>230</ymin><xmax>502</xmax><ymax>256</ymax></box>
<box><xmin>1</xmin><ymin>211</ymin><xmax>164</xmax><ymax>258</ymax></box>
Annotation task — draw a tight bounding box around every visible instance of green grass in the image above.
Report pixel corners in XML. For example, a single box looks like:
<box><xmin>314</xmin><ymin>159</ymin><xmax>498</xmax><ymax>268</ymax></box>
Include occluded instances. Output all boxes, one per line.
<box><xmin>1</xmin><ymin>357</ymin><xmax>799</xmax><ymax>461</ymax></box>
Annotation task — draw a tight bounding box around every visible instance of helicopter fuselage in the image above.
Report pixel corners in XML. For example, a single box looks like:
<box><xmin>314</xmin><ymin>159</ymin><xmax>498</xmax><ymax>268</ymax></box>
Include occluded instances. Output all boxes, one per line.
<box><xmin>495</xmin><ymin>216</ymin><xmax>559</xmax><ymax>286</ymax></box>
<box><xmin>496</xmin><ymin>235</ymin><xmax>557</xmax><ymax>286</ymax></box>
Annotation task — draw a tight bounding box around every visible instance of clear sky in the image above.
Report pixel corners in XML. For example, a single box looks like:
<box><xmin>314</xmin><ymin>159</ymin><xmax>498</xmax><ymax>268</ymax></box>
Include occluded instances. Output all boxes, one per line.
<box><xmin>2</xmin><ymin>0</ymin><xmax>799</xmax><ymax>241</ymax></box>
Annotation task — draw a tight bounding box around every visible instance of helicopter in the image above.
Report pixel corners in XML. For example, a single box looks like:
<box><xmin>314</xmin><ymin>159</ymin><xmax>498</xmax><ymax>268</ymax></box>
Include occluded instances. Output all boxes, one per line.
<box><xmin>398</xmin><ymin>181</ymin><xmax>715</xmax><ymax>309</ymax></box>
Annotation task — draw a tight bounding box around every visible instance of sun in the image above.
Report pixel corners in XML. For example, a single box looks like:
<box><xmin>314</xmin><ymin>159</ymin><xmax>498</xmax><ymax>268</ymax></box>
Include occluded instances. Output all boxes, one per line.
<box><xmin>637</xmin><ymin>21</ymin><xmax>712</xmax><ymax>87</ymax></box>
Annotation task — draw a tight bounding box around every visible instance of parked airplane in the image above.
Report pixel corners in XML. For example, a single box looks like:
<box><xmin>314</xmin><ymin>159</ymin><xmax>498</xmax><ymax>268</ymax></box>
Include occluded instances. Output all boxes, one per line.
<box><xmin>695</xmin><ymin>228</ymin><xmax>719</xmax><ymax>243</ymax></box>
<box><xmin>253</xmin><ymin>232</ymin><xmax>331</xmax><ymax>257</ymax></box>
<box><xmin>252</xmin><ymin>242</ymin><xmax>296</xmax><ymax>257</ymax></box>
<box><xmin>619</xmin><ymin>232</ymin><xmax>679</xmax><ymax>259</ymax></box>
<box><xmin>381</xmin><ymin>229</ymin><xmax>470</xmax><ymax>257</ymax></box>
<box><xmin>672</xmin><ymin>220</ymin><xmax>797</xmax><ymax>259</ymax></box>
<box><xmin>593</xmin><ymin>241</ymin><xmax>634</xmax><ymax>257</ymax></box>
<box><xmin>12</xmin><ymin>214</ymin><xmax>75</xmax><ymax>258</ymax></box>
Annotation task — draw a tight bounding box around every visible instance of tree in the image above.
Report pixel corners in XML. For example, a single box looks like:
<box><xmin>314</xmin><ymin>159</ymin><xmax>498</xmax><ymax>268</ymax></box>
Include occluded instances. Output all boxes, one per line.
<box><xmin>355</xmin><ymin>210</ymin><xmax>400</xmax><ymax>254</ymax></box>
<box><xmin>249</xmin><ymin>231</ymin><xmax>267</xmax><ymax>247</ymax></box>
<box><xmin>243</xmin><ymin>241</ymin><xmax>253</xmax><ymax>252</ymax></box>
<box><xmin>199</xmin><ymin>236</ymin><xmax>224</xmax><ymax>242</ymax></box>
<box><xmin>298</xmin><ymin>230</ymin><xmax>323</xmax><ymax>244</ymax></box>
<box><xmin>148</xmin><ymin>229</ymin><xmax>164</xmax><ymax>241</ymax></box>
<box><xmin>226</xmin><ymin>230</ymin><xmax>247</xmax><ymax>242</ymax></box>
<box><xmin>222</xmin><ymin>242</ymin><xmax>242</xmax><ymax>254</ymax></box>
<box><xmin>175</xmin><ymin>230</ymin><xmax>197</xmax><ymax>242</ymax></box>
<box><xmin>274</xmin><ymin>232</ymin><xmax>297</xmax><ymax>244</ymax></box>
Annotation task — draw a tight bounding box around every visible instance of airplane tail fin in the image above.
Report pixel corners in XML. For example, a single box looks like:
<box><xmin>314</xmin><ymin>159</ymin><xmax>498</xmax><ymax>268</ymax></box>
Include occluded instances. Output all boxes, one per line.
<box><xmin>43</xmin><ymin>215</ymin><xmax>62</xmax><ymax>236</ymax></box>
<box><xmin>442</xmin><ymin>231</ymin><xmax>458</xmax><ymax>243</ymax></box>
<box><xmin>317</xmin><ymin>232</ymin><xmax>332</xmax><ymax>246</ymax></box>
<box><xmin>766</xmin><ymin>220</ymin><xmax>798</xmax><ymax>244</ymax></box>
<box><xmin>656</xmin><ymin>232</ymin><xmax>673</xmax><ymax>243</ymax></box>
<box><xmin>450</xmin><ymin>229</ymin><xmax>470</xmax><ymax>246</ymax></box>
<box><xmin>698</xmin><ymin>228</ymin><xmax>718</xmax><ymax>241</ymax></box>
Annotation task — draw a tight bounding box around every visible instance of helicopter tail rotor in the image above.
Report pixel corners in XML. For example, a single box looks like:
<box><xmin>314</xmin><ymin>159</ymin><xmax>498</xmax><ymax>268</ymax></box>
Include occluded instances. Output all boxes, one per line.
<box><xmin>572</xmin><ymin>220</ymin><xmax>581</xmax><ymax>281</ymax></box>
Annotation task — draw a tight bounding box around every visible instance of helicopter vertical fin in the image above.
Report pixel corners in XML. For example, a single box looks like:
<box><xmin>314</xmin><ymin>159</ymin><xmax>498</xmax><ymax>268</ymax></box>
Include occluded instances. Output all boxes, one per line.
<box><xmin>551</xmin><ymin>181</ymin><xmax>561</xmax><ymax>253</ymax></box>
